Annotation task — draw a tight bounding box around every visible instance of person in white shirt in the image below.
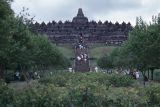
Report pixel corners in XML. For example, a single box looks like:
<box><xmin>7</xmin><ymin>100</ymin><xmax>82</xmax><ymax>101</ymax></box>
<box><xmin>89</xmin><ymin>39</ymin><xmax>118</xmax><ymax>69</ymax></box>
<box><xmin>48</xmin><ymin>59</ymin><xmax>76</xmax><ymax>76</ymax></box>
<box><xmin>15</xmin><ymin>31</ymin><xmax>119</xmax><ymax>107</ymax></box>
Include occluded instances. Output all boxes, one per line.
<box><xmin>77</xmin><ymin>56</ymin><xmax>81</xmax><ymax>61</ymax></box>
<box><xmin>80</xmin><ymin>54</ymin><xmax>84</xmax><ymax>59</ymax></box>
<box><xmin>135</xmin><ymin>71</ymin><xmax>140</xmax><ymax>79</ymax></box>
<box><xmin>84</xmin><ymin>54</ymin><xmax>87</xmax><ymax>59</ymax></box>
<box><xmin>79</xmin><ymin>45</ymin><xmax>83</xmax><ymax>49</ymax></box>
<box><xmin>95</xmin><ymin>67</ymin><xmax>98</xmax><ymax>72</ymax></box>
<box><xmin>69</xmin><ymin>68</ymin><xmax>72</xmax><ymax>72</ymax></box>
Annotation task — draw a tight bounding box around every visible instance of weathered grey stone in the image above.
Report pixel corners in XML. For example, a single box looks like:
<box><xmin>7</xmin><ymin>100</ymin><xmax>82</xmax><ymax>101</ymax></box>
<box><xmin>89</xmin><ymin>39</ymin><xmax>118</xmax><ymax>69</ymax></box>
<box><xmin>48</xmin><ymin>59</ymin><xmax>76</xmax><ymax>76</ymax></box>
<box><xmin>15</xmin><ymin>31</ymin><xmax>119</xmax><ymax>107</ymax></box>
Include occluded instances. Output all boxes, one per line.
<box><xmin>32</xmin><ymin>8</ymin><xmax>132</xmax><ymax>45</ymax></box>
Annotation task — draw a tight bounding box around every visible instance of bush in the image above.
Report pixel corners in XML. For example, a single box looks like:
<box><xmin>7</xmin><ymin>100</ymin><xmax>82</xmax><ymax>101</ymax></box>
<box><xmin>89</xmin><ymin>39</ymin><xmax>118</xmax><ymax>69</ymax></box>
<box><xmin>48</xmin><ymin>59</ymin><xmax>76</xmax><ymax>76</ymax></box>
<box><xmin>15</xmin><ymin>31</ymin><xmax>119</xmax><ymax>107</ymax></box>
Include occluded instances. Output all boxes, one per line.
<box><xmin>39</xmin><ymin>75</ymin><xmax>67</xmax><ymax>87</ymax></box>
<box><xmin>1</xmin><ymin>73</ymin><xmax>160</xmax><ymax>107</ymax></box>
<box><xmin>153</xmin><ymin>69</ymin><xmax>160</xmax><ymax>81</ymax></box>
<box><xmin>108</xmin><ymin>74</ymin><xmax>135</xmax><ymax>87</ymax></box>
<box><xmin>0</xmin><ymin>80</ymin><xmax>14</xmax><ymax>107</ymax></box>
<box><xmin>14</xmin><ymin>85</ymin><xmax>69</xmax><ymax>107</ymax></box>
<box><xmin>5</xmin><ymin>71</ymin><xmax>15</xmax><ymax>83</ymax></box>
<box><xmin>146</xmin><ymin>85</ymin><xmax>160</xmax><ymax>106</ymax></box>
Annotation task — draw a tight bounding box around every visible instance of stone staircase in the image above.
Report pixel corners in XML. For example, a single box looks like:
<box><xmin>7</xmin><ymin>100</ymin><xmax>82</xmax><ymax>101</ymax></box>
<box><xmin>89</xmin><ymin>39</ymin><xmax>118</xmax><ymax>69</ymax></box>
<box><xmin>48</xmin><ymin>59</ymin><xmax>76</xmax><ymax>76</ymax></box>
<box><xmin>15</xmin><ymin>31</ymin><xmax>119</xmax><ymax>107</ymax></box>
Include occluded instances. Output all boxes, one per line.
<box><xmin>74</xmin><ymin>36</ymin><xmax>90</xmax><ymax>72</ymax></box>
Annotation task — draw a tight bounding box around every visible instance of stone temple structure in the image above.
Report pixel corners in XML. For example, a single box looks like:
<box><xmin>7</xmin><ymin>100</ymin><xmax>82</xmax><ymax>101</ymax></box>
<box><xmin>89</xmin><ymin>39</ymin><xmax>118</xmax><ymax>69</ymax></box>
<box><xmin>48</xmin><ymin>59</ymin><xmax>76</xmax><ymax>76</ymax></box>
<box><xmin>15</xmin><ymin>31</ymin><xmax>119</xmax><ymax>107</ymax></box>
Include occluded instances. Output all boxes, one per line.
<box><xmin>32</xmin><ymin>8</ymin><xmax>132</xmax><ymax>45</ymax></box>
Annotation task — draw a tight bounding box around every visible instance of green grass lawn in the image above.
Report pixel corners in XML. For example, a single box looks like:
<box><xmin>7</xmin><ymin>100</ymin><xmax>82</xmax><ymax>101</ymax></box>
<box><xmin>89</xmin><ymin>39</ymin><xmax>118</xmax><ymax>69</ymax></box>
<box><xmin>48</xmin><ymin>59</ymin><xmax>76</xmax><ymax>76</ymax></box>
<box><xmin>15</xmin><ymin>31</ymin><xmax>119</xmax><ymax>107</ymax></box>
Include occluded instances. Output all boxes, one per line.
<box><xmin>89</xmin><ymin>46</ymin><xmax>116</xmax><ymax>59</ymax></box>
<box><xmin>55</xmin><ymin>43</ymin><xmax>117</xmax><ymax>68</ymax></box>
<box><xmin>56</xmin><ymin>43</ymin><xmax>116</xmax><ymax>60</ymax></box>
<box><xmin>56</xmin><ymin>44</ymin><xmax>75</xmax><ymax>67</ymax></box>
<box><xmin>56</xmin><ymin>44</ymin><xmax>74</xmax><ymax>59</ymax></box>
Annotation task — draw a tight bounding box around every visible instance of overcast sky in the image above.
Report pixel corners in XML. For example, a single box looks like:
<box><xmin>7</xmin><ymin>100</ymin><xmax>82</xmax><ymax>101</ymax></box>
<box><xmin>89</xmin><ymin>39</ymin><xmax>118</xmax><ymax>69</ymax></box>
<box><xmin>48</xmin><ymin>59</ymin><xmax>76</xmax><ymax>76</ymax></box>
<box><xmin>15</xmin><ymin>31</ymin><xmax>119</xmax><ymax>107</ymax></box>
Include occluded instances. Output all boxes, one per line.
<box><xmin>11</xmin><ymin>0</ymin><xmax>160</xmax><ymax>25</ymax></box>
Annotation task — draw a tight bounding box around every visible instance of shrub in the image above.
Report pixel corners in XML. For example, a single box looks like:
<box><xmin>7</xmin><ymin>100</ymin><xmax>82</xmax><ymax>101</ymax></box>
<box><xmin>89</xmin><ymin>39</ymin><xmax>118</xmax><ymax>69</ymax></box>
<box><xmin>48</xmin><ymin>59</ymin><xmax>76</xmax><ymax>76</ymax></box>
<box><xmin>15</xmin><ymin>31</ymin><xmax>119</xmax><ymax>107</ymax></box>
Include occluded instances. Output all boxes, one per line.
<box><xmin>0</xmin><ymin>80</ymin><xmax>14</xmax><ymax>107</ymax></box>
<box><xmin>39</xmin><ymin>75</ymin><xmax>67</xmax><ymax>87</ymax></box>
<box><xmin>1</xmin><ymin>73</ymin><xmax>160</xmax><ymax>107</ymax></box>
<box><xmin>5</xmin><ymin>70</ymin><xmax>15</xmax><ymax>83</ymax></box>
<box><xmin>108</xmin><ymin>74</ymin><xmax>135</xmax><ymax>87</ymax></box>
<box><xmin>14</xmin><ymin>85</ymin><xmax>69</xmax><ymax>107</ymax></box>
<box><xmin>146</xmin><ymin>85</ymin><xmax>160</xmax><ymax>106</ymax></box>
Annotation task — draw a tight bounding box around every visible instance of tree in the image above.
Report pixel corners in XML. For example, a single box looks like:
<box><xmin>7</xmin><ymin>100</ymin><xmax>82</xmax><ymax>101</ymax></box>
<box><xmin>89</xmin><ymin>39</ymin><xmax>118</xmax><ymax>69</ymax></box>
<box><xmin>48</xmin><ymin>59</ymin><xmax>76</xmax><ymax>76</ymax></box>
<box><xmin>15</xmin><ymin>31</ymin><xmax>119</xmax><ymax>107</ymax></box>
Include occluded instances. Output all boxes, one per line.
<box><xmin>31</xmin><ymin>35</ymin><xmax>70</xmax><ymax>71</ymax></box>
<box><xmin>0</xmin><ymin>0</ymin><xmax>70</xmax><ymax>79</ymax></box>
<box><xmin>98</xmin><ymin>15</ymin><xmax>160</xmax><ymax>81</ymax></box>
<box><xmin>0</xmin><ymin>0</ymin><xmax>14</xmax><ymax>79</ymax></box>
<box><xmin>0</xmin><ymin>0</ymin><xmax>13</xmax><ymax>20</ymax></box>
<box><xmin>97</xmin><ymin>54</ymin><xmax>113</xmax><ymax>69</ymax></box>
<box><xmin>124</xmin><ymin>16</ymin><xmax>160</xmax><ymax>79</ymax></box>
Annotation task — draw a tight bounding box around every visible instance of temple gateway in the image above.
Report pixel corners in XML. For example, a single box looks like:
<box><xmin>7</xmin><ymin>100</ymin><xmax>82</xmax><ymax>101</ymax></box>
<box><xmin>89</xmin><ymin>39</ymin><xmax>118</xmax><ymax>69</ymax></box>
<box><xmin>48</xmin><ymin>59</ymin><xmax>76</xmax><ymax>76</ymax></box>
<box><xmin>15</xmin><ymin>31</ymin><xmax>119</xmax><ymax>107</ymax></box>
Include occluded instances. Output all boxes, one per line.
<box><xmin>32</xmin><ymin>8</ymin><xmax>132</xmax><ymax>45</ymax></box>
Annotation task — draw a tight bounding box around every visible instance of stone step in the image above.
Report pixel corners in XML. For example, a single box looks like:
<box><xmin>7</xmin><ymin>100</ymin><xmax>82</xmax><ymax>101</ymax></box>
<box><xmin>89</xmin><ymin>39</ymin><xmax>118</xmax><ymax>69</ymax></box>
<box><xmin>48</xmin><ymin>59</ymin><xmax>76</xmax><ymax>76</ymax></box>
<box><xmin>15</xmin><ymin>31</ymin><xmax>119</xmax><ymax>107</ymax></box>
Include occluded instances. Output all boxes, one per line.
<box><xmin>75</xmin><ymin>46</ymin><xmax>90</xmax><ymax>72</ymax></box>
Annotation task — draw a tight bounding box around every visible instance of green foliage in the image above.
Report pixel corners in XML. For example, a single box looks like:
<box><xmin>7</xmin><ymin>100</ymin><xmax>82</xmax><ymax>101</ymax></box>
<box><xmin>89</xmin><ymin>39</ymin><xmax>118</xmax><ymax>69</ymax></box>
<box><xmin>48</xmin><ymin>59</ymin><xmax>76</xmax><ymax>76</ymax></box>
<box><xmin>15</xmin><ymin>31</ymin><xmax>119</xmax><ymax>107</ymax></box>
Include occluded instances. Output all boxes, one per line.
<box><xmin>0</xmin><ymin>0</ymin><xmax>13</xmax><ymax>20</ymax></box>
<box><xmin>39</xmin><ymin>72</ymin><xmax>109</xmax><ymax>87</ymax></box>
<box><xmin>5</xmin><ymin>70</ymin><xmax>15</xmax><ymax>83</ymax></box>
<box><xmin>108</xmin><ymin>74</ymin><xmax>135</xmax><ymax>87</ymax></box>
<box><xmin>124</xmin><ymin>16</ymin><xmax>160</xmax><ymax>69</ymax></box>
<box><xmin>0</xmin><ymin>0</ymin><xmax>70</xmax><ymax>79</ymax></box>
<box><xmin>0</xmin><ymin>80</ymin><xmax>14</xmax><ymax>107</ymax></box>
<box><xmin>153</xmin><ymin>69</ymin><xmax>160</xmax><ymax>81</ymax></box>
<box><xmin>2</xmin><ymin>73</ymin><xmax>160</xmax><ymax>107</ymax></box>
<box><xmin>31</xmin><ymin>35</ymin><xmax>70</xmax><ymax>69</ymax></box>
<box><xmin>39</xmin><ymin>75</ymin><xmax>67</xmax><ymax>87</ymax></box>
<box><xmin>146</xmin><ymin>84</ymin><xmax>160</xmax><ymax>106</ymax></box>
<box><xmin>97</xmin><ymin>54</ymin><xmax>113</xmax><ymax>69</ymax></box>
<box><xmin>39</xmin><ymin>72</ymin><xmax>135</xmax><ymax>90</ymax></box>
<box><xmin>14</xmin><ymin>85</ymin><xmax>69</xmax><ymax>107</ymax></box>
<box><xmin>98</xmin><ymin>14</ymin><xmax>160</xmax><ymax>74</ymax></box>
<box><xmin>0</xmin><ymin>16</ymin><xmax>70</xmax><ymax>76</ymax></box>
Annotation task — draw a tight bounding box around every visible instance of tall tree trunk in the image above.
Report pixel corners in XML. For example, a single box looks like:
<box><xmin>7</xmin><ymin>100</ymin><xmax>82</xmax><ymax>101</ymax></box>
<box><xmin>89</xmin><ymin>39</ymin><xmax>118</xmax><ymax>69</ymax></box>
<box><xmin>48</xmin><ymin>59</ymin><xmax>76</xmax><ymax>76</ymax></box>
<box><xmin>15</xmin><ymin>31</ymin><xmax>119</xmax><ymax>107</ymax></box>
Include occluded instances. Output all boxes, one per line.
<box><xmin>22</xmin><ymin>71</ymin><xmax>30</xmax><ymax>84</ymax></box>
<box><xmin>141</xmin><ymin>70</ymin><xmax>146</xmax><ymax>86</ymax></box>
<box><xmin>151</xmin><ymin>69</ymin><xmax>154</xmax><ymax>80</ymax></box>
<box><xmin>20</xmin><ymin>65</ymin><xmax>29</xmax><ymax>83</ymax></box>
<box><xmin>0</xmin><ymin>64</ymin><xmax>5</xmax><ymax>80</ymax></box>
<box><xmin>147</xmin><ymin>69</ymin><xmax>150</xmax><ymax>80</ymax></box>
